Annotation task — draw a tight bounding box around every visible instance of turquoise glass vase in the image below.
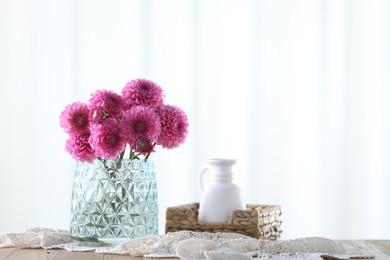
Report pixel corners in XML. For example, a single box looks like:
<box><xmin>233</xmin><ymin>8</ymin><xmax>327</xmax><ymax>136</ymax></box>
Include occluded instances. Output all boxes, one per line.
<box><xmin>70</xmin><ymin>158</ymin><xmax>158</xmax><ymax>244</ymax></box>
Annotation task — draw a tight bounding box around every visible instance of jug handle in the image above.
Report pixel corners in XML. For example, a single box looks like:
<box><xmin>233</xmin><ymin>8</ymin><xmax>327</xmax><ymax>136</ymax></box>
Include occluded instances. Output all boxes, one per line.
<box><xmin>199</xmin><ymin>167</ymin><xmax>209</xmax><ymax>193</ymax></box>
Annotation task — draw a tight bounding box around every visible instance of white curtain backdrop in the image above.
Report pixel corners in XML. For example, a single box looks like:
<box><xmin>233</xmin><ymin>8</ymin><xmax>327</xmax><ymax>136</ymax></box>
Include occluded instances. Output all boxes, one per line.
<box><xmin>0</xmin><ymin>0</ymin><xmax>389</xmax><ymax>239</ymax></box>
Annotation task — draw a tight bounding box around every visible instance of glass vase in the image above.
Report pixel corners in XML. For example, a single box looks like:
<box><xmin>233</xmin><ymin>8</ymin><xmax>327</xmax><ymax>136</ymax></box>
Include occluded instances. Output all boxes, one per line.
<box><xmin>70</xmin><ymin>158</ymin><xmax>158</xmax><ymax>244</ymax></box>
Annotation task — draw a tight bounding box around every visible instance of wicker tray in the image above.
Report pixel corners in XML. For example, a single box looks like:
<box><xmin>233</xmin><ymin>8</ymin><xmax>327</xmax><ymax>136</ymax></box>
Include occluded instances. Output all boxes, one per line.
<box><xmin>165</xmin><ymin>203</ymin><xmax>282</xmax><ymax>239</ymax></box>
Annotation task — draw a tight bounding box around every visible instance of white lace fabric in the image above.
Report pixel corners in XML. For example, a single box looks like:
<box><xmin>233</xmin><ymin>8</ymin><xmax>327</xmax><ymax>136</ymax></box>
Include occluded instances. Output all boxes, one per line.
<box><xmin>0</xmin><ymin>228</ymin><xmax>374</xmax><ymax>259</ymax></box>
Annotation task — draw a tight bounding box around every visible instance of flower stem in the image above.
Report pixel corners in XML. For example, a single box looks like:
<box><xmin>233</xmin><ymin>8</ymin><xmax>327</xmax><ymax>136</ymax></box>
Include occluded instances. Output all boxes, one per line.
<box><xmin>118</xmin><ymin>151</ymin><xmax>124</xmax><ymax>161</ymax></box>
<box><xmin>129</xmin><ymin>149</ymin><xmax>140</xmax><ymax>160</ymax></box>
<box><xmin>115</xmin><ymin>151</ymin><xmax>125</xmax><ymax>166</ymax></box>
<box><xmin>97</xmin><ymin>157</ymin><xmax>106</xmax><ymax>164</ymax></box>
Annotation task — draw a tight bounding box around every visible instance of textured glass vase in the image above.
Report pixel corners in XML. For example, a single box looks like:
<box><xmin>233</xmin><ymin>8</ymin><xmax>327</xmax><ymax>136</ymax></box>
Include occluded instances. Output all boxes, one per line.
<box><xmin>70</xmin><ymin>158</ymin><xmax>158</xmax><ymax>244</ymax></box>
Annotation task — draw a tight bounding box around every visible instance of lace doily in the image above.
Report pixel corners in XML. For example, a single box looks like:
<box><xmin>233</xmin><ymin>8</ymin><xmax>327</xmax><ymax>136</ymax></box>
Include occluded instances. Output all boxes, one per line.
<box><xmin>0</xmin><ymin>228</ymin><xmax>374</xmax><ymax>259</ymax></box>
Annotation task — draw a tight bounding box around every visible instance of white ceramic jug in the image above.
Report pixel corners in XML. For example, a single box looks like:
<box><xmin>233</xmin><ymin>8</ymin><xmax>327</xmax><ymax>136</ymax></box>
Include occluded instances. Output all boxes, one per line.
<box><xmin>198</xmin><ymin>159</ymin><xmax>245</xmax><ymax>223</ymax></box>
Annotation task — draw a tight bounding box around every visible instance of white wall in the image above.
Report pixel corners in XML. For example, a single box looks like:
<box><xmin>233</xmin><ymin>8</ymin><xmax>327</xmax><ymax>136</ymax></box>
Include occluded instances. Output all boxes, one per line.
<box><xmin>0</xmin><ymin>0</ymin><xmax>389</xmax><ymax>239</ymax></box>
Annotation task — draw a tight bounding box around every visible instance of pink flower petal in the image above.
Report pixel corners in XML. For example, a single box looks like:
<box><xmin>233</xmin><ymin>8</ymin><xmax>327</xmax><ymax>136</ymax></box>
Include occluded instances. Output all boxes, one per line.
<box><xmin>122</xmin><ymin>79</ymin><xmax>164</xmax><ymax>109</ymax></box>
<box><xmin>89</xmin><ymin>118</ymin><xmax>126</xmax><ymax>160</ymax></box>
<box><xmin>65</xmin><ymin>134</ymin><xmax>96</xmax><ymax>162</ymax></box>
<box><xmin>122</xmin><ymin>105</ymin><xmax>161</xmax><ymax>144</ymax></box>
<box><xmin>157</xmin><ymin>105</ymin><xmax>189</xmax><ymax>149</ymax></box>
<box><xmin>60</xmin><ymin>102</ymin><xmax>90</xmax><ymax>136</ymax></box>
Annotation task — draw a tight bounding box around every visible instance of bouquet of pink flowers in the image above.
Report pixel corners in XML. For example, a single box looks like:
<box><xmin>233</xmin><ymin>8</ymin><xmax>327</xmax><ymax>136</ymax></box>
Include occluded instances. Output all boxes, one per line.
<box><xmin>60</xmin><ymin>79</ymin><xmax>189</xmax><ymax>162</ymax></box>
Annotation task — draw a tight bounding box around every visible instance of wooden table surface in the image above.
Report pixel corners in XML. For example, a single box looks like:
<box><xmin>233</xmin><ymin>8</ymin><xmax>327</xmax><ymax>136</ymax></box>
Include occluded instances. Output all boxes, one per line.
<box><xmin>0</xmin><ymin>240</ymin><xmax>389</xmax><ymax>259</ymax></box>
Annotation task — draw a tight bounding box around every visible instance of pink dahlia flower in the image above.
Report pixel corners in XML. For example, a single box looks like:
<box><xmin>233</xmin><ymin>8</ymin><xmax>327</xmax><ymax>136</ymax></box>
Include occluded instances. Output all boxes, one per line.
<box><xmin>121</xmin><ymin>79</ymin><xmax>164</xmax><ymax>109</ymax></box>
<box><xmin>122</xmin><ymin>106</ymin><xmax>161</xmax><ymax>144</ymax></box>
<box><xmin>65</xmin><ymin>134</ymin><xmax>96</xmax><ymax>162</ymax></box>
<box><xmin>157</xmin><ymin>105</ymin><xmax>189</xmax><ymax>149</ymax></box>
<box><xmin>60</xmin><ymin>102</ymin><xmax>90</xmax><ymax>136</ymax></box>
<box><xmin>89</xmin><ymin>89</ymin><xmax>123</xmax><ymax>124</ymax></box>
<box><xmin>89</xmin><ymin>118</ymin><xmax>126</xmax><ymax>160</ymax></box>
<box><xmin>132</xmin><ymin>136</ymin><xmax>155</xmax><ymax>155</ymax></box>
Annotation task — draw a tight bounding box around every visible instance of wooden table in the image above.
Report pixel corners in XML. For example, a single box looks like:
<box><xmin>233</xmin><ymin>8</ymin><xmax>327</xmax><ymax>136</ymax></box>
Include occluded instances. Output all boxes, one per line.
<box><xmin>0</xmin><ymin>240</ymin><xmax>389</xmax><ymax>259</ymax></box>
